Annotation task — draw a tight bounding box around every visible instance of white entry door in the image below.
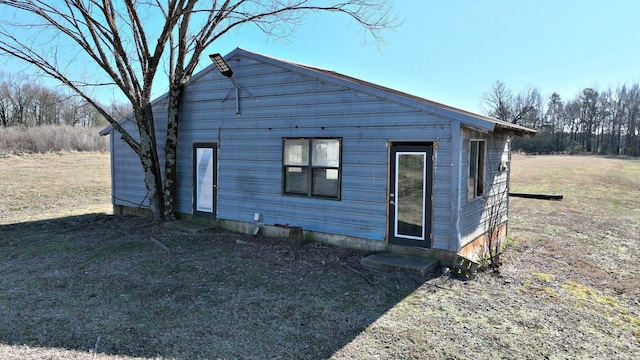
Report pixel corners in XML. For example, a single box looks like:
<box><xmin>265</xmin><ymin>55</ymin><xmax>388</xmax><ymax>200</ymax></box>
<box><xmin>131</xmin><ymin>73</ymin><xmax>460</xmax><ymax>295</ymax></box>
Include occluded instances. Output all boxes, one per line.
<box><xmin>193</xmin><ymin>143</ymin><xmax>216</xmax><ymax>219</ymax></box>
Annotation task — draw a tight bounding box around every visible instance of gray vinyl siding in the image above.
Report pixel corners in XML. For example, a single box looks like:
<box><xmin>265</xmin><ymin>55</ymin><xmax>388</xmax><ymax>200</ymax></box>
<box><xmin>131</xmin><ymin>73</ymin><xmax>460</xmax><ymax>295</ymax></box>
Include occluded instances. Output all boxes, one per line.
<box><xmin>458</xmin><ymin>127</ymin><xmax>511</xmax><ymax>245</ymax></box>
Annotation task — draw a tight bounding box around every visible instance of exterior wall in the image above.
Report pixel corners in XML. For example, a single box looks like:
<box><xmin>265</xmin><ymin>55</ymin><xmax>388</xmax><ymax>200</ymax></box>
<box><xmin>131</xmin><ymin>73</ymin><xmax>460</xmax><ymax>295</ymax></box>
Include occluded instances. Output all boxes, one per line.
<box><xmin>108</xmin><ymin>53</ymin><xmax>459</xmax><ymax>251</ymax></box>
<box><xmin>106</xmin><ymin>50</ymin><xmax>526</xmax><ymax>257</ymax></box>
<box><xmin>111</xmin><ymin>119</ymin><xmax>148</xmax><ymax>209</ymax></box>
<box><xmin>174</xmin><ymin>55</ymin><xmax>456</xmax><ymax>248</ymax></box>
<box><xmin>458</xmin><ymin>127</ymin><xmax>511</xmax><ymax>248</ymax></box>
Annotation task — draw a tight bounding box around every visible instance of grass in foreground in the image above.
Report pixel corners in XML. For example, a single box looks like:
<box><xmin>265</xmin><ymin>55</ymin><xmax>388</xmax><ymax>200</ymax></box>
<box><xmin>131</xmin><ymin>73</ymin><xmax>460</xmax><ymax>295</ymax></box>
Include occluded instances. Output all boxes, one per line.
<box><xmin>0</xmin><ymin>214</ymin><xmax>425</xmax><ymax>359</ymax></box>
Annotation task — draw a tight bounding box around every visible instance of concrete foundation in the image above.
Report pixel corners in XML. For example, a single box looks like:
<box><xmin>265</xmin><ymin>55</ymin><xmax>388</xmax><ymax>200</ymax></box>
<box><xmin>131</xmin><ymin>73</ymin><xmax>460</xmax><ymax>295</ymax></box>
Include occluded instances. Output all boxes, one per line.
<box><xmin>112</xmin><ymin>205</ymin><xmax>463</xmax><ymax>266</ymax></box>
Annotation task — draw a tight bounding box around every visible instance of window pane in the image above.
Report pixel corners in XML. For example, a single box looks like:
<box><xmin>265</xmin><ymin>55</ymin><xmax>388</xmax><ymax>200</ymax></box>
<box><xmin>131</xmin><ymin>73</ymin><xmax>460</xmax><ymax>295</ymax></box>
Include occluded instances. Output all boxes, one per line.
<box><xmin>284</xmin><ymin>166</ymin><xmax>308</xmax><ymax>194</ymax></box>
<box><xmin>396</xmin><ymin>153</ymin><xmax>425</xmax><ymax>238</ymax></box>
<box><xmin>469</xmin><ymin>141</ymin><xmax>478</xmax><ymax>179</ymax></box>
<box><xmin>325</xmin><ymin>168</ymin><xmax>338</xmax><ymax>180</ymax></box>
<box><xmin>476</xmin><ymin>141</ymin><xmax>485</xmax><ymax>196</ymax></box>
<box><xmin>196</xmin><ymin>148</ymin><xmax>214</xmax><ymax>212</ymax></box>
<box><xmin>284</xmin><ymin>139</ymin><xmax>309</xmax><ymax>166</ymax></box>
<box><xmin>312</xmin><ymin>168</ymin><xmax>339</xmax><ymax>197</ymax></box>
<box><xmin>312</xmin><ymin>139</ymin><xmax>340</xmax><ymax>167</ymax></box>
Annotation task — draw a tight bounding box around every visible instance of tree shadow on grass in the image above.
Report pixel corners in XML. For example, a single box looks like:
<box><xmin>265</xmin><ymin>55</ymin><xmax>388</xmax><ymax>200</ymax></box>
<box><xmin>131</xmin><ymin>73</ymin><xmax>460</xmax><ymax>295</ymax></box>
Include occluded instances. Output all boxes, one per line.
<box><xmin>0</xmin><ymin>214</ymin><xmax>437</xmax><ymax>359</ymax></box>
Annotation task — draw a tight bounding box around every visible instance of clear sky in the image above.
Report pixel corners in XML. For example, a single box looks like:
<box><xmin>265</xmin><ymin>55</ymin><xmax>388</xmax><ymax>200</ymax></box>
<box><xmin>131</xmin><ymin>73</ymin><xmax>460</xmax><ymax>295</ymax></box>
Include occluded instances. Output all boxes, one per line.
<box><xmin>204</xmin><ymin>0</ymin><xmax>639</xmax><ymax>115</ymax></box>
<box><xmin>3</xmin><ymin>1</ymin><xmax>638</xmax><ymax>116</ymax></box>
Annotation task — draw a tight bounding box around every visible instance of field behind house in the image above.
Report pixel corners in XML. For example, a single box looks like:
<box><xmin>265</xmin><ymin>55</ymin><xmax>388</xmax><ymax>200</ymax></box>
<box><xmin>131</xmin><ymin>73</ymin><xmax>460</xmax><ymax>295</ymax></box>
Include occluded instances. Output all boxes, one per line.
<box><xmin>0</xmin><ymin>153</ymin><xmax>639</xmax><ymax>359</ymax></box>
<box><xmin>0</xmin><ymin>152</ymin><xmax>112</xmax><ymax>225</ymax></box>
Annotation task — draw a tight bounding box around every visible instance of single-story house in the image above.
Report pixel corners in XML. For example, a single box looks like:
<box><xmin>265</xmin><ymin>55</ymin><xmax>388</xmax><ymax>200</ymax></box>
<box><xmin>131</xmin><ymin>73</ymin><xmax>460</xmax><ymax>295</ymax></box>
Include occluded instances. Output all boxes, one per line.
<box><xmin>101</xmin><ymin>48</ymin><xmax>535</xmax><ymax>265</ymax></box>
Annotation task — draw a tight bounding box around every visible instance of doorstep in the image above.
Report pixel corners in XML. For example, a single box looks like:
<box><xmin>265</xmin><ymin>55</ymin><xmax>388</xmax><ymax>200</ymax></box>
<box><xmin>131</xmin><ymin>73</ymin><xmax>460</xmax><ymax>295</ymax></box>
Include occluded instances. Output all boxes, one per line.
<box><xmin>360</xmin><ymin>252</ymin><xmax>439</xmax><ymax>275</ymax></box>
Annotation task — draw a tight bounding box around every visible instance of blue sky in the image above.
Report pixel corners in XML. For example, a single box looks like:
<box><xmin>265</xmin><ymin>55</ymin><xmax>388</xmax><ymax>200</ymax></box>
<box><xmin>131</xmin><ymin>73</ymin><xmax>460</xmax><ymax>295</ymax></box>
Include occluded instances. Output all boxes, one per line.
<box><xmin>205</xmin><ymin>0</ymin><xmax>639</xmax><ymax>114</ymax></box>
<box><xmin>3</xmin><ymin>1</ymin><xmax>638</xmax><ymax>115</ymax></box>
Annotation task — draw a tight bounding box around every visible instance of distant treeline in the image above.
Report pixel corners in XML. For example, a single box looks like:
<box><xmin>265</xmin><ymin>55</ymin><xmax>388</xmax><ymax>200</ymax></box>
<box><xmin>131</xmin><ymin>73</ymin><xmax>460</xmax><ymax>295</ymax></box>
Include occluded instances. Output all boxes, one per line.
<box><xmin>0</xmin><ymin>73</ymin><xmax>130</xmax><ymax>128</ymax></box>
<box><xmin>0</xmin><ymin>73</ymin><xmax>130</xmax><ymax>154</ymax></box>
<box><xmin>484</xmin><ymin>81</ymin><xmax>640</xmax><ymax>156</ymax></box>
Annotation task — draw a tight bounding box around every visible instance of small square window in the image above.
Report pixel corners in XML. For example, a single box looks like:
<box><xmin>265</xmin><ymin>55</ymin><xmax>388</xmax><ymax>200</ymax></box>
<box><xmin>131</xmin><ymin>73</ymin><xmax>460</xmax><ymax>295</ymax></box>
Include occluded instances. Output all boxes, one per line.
<box><xmin>283</xmin><ymin>138</ymin><xmax>341</xmax><ymax>199</ymax></box>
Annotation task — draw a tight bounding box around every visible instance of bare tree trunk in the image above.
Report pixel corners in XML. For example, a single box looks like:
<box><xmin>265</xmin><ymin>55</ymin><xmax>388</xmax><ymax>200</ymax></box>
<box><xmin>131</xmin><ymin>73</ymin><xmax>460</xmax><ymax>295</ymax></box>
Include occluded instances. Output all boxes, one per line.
<box><xmin>0</xmin><ymin>102</ymin><xmax>7</xmax><ymax>127</ymax></box>
<box><xmin>163</xmin><ymin>85</ymin><xmax>182</xmax><ymax>221</ymax></box>
<box><xmin>136</xmin><ymin>102</ymin><xmax>165</xmax><ymax>222</ymax></box>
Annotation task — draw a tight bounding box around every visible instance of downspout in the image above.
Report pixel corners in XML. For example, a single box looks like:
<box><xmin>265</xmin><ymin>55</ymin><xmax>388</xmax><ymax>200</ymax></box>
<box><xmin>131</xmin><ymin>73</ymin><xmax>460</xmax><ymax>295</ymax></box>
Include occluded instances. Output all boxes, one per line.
<box><xmin>110</xmin><ymin>131</ymin><xmax>116</xmax><ymax>212</ymax></box>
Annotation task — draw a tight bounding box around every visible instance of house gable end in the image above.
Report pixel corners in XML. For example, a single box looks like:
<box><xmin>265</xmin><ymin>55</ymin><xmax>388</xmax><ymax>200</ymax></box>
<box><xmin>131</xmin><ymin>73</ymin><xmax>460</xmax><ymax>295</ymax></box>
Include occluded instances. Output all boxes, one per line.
<box><xmin>226</xmin><ymin>48</ymin><xmax>528</xmax><ymax>134</ymax></box>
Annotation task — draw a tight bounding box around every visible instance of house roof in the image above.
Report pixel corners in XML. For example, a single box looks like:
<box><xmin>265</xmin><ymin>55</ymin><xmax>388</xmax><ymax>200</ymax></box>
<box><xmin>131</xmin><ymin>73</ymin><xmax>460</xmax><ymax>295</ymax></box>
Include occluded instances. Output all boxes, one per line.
<box><xmin>101</xmin><ymin>48</ymin><xmax>536</xmax><ymax>137</ymax></box>
<box><xmin>302</xmin><ymin>64</ymin><xmax>536</xmax><ymax>136</ymax></box>
<box><xmin>228</xmin><ymin>48</ymin><xmax>536</xmax><ymax>136</ymax></box>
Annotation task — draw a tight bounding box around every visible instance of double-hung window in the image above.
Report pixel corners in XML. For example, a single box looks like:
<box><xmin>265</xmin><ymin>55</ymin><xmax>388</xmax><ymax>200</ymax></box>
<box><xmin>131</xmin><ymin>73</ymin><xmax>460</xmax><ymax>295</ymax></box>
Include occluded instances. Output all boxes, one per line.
<box><xmin>468</xmin><ymin>139</ymin><xmax>486</xmax><ymax>199</ymax></box>
<box><xmin>283</xmin><ymin>138</ymin><xmax>341</xmax><ymax>199</ymax></box>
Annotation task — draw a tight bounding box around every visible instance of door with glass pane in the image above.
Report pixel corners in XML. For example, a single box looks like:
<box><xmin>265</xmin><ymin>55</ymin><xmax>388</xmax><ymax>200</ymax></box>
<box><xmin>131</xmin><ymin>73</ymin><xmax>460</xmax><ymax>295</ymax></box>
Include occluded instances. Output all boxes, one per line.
<box><xmin>193</xmin><ymin>143</ymin><xmax>216</xmax><ymax>219</ymax></box>
<box><xmin>388</xmin><ymin>144</ymin><xmax>433</xmax><ymax>248</ymax></box>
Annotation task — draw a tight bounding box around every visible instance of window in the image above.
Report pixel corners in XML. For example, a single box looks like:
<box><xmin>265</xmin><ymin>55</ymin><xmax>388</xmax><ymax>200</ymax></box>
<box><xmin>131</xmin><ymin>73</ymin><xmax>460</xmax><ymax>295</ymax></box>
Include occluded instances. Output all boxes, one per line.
<box><xmin>283</xmin><ymin>138</ymin><xmax>341</xmax><ymax>199</ymax></box>
<box><xmin>468</xmin><ymin>140</ymin><xmax>485</xmax><ymax>199</ymax></box>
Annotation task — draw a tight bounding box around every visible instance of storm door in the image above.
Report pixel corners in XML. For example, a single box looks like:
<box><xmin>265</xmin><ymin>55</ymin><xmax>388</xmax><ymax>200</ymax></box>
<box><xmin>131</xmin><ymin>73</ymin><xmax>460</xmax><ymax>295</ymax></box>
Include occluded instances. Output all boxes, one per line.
<box><xmin>193</xmin><ymin>143</ymin><xmax>217</xmax><ymax>219</ymax></box>
<box><xmin>388</xmin><ymin>144</ymin><xmax>433</xmax><ymax>248</ymax></box>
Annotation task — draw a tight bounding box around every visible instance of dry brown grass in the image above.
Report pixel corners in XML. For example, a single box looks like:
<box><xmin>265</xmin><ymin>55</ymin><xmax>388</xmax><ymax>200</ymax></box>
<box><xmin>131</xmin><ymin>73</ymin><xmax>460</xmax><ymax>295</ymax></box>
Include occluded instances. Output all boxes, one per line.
<box><xmin>508</xmin><ymin>154</ymin><xmax>640</xmax><ymax>297</ymax></box>
<box><xmin>0</xmin><ymin>153</ymin><xmax>639</xmax><ymax>359</ymax></box>
<box><xmin>0</xmin><ymin>152</ymin><xmax>112</xmax><ymax>224</ymax></box>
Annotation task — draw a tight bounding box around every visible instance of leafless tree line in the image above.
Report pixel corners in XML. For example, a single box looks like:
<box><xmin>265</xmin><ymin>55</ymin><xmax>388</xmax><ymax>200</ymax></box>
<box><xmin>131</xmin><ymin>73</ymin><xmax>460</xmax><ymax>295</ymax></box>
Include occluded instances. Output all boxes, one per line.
<box><xmin>0</xmin><ymin>73</ymin><xmax>131</xmax><ymax>128</ymax></box>
<box><xmin>484</xmin><ymin>80</ymin><xmax>640</xmax><ymax>156</ymax></box>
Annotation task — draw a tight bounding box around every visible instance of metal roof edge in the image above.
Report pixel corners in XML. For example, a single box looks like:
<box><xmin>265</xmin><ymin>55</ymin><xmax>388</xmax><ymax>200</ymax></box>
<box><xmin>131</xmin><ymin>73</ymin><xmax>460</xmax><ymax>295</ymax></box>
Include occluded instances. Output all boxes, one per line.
<box><xmin>231</xmin><ymin>48</ymin><xmax>536</xmax><ymax>136</ymax></box>
<box><xmin>100</xmin><ymin>48</ymin><xmax>537</xmax><ymax>138</ymax></box>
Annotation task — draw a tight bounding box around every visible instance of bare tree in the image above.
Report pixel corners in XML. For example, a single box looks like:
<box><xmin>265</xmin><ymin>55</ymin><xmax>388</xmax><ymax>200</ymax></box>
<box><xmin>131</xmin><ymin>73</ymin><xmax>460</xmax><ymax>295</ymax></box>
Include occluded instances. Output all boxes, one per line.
<box><xmin>483</xmin><ymin>80</ymin><xmax>513</xmax><ymax>122</ymax></box>
<box><xmin>0</xmin><ymin>97</ymin><xmax>7</xmax><ymax>127</ymax></box>
<box><xmin>0</xmin><ymin>73</ymin><xmax>38</xmax><ymax>126</ymax></box>
<box><xmin>483</xmin><ymin>80</ymin><xmax>541</xmax><ymax>126</ymax></box>
<box><xmin>513</xmin><ymin>87</ymin><xmax>542</xmax><ymax>128</ymax></box>
<box><xmin>622</xmin><ymin>84</ymin><xmax>640</xmax><ymax>156</ymax></box>
<box><xmin>578</xmin><ymin>88</ymin><xmax>599</xmax><ymax>152</ymax></box>
<box><xmin>0</xmin><ymin>0</ymin><xmax>397</xmax><ymax>221</ymax></box>
<box><xmin>545</xmin><ymin>92</ymin><xmax>566</xmax><ymax>151</ymax></box>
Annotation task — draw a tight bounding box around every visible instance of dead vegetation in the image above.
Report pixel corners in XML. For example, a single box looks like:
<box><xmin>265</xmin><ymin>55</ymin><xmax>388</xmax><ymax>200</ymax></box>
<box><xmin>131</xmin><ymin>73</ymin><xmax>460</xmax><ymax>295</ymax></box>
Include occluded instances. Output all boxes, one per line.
<box><xmin>0</xmin><ymin>126</ymin><xmax>109</xmax><ymax>155</ymax></box>
<box><xmin>0</xmin><ymin>153</ymin><xmax>639</xmax><ymax>359</ymax></box>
